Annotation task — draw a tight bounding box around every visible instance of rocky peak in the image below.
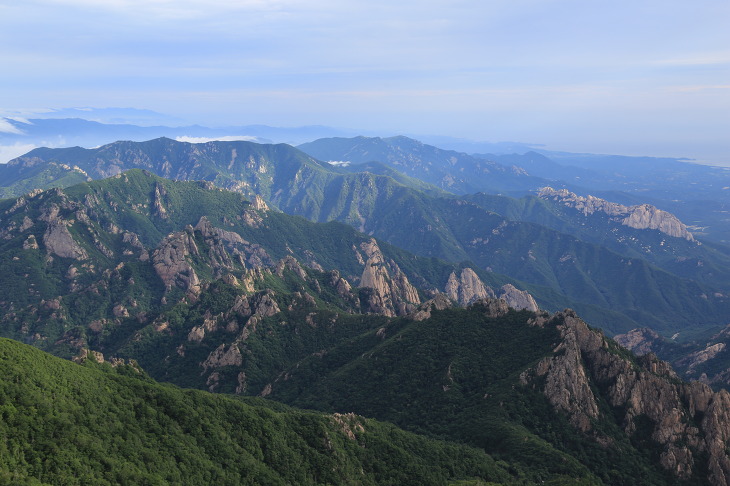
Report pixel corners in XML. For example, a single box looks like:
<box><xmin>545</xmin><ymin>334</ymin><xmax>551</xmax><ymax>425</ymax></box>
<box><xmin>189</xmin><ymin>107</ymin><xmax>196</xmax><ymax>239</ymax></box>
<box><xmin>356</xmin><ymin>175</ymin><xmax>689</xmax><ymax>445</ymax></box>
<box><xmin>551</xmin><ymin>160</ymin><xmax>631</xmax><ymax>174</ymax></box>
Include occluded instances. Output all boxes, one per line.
<box><xmin>195</xmin><ymin>216</ymin><xmax>273</xmax><ymax>271</ymax></box>
<box><xmin>358</xmin><ymin>239</ymin><xmax>420</xmax><ymax>317</ymax></box>
<box><xmin>152</xmin><ymin>182</ymin><xmax>168</xmax><ymax>219</ymax></box>
<box><xmin>443</xmin><ymin>269</ymin><xmax>537</xmax><ymax>311</ymax></box>
<box><xmin>497</xmin><ymin>284</ymin><xmax>539</xmax><ymax>312</ymax></box>
<box><xmin>194</xmin><ymin>216</ymin><xmax>245</xmax><ymax>245</ymax></box>
<box><xmin>521</xmin><ymin>309</ymin><xmax>730</xmax><ymax>483</ymax></box>
<box><xmin>275</xmin><ymin>256</ymin><xmax>308</xmax><ymax>280</ymax></box>
<box><xmin>538</xmin><ymin>187</ymin><xmax>696</xmax><ymax>241</ymax></box>
<box><xmin>471</xmin><ymin>298</ymin><xmax>511</xmax><ymax>318</ymax></box>
<box><xmin>444</xmin><ymin>268</ymin><xmax>494</xmax><ymax>306</ymax></box>
<box><xmin>614</xmin><ymin>327</ymin><xmax>663</xmax><ymax>356</ymax></box>
<box><xmin>251</xmin><ymin>195</ymin><xmax>269</xmax><ymax>211</ymax></box>
<box><xmin>409</xmin><ymin>294</ymin><xmax>453</xmax><ymax>321</ymax></box>
<box><xmin>151</xmin><ymin>230</ymin><xmax>201</xmax><ymax>295</ymax></box>
<box><xmin>43</xmin><ymin>221</ymin><xmax>88</xmax><ymax>260</ymax></box>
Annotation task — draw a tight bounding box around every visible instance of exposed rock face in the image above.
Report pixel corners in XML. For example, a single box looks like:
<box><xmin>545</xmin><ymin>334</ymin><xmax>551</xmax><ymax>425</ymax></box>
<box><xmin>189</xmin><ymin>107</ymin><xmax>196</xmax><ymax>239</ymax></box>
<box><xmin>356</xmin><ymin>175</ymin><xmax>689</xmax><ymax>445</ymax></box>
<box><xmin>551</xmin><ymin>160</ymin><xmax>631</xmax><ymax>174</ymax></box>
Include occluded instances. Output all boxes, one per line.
<box><xmin>329</xmin><ymin>270</ymin><xmax>360</xmax><ymax>311</ymax></box>
<box><xmin>152</xmin><ymin>182</ymin><xmax>168</xmax><ymax>219</ymax></box>
<box><xmin>201</xmin><ymin>343</ymin><xmax>243</xmax><ymax>370</ymax></box>
<box><xmin>72</xmin><ymin>348</ymin><xmax>105</xmax><ymax>364</ymax></box>
<box><xmin>195</xmin><ymin>216</ymin><xmax>273</xmax><ymax>270</ymax></box>
<box><xmin>444</xmin><ymin>268</ymin><xmax>494</xmax><ymax>305</ymax></box>
<box><xmin>614</xmin><ymin>327</ymin><xmax>663</xmax><ymax>356</ymax></box>
<box><xmin>443</xmin><ymin>270</ymin><xmax>537</xmax><ymax>312</ymax></box>
<box><xmin>248</xmin><ymin>290</ymin><xmax>280</xmax><ymax>318</ymax></box>
<box><xmin>23</xmin><ymin>234</ymin><xmax>39</xmax><ymax>250</ymax></box>
<box><xmin>275</xmin><ymin>256</ymin><xmax>308</xmax><ymax>280</ymax></box>
<box><xmin>677</xmin><ymin>343</ymin><xmax>727</xmax><ymax>374</ymax></box>
<box><xmin>152</xmin><ymin>218</ymin><xmax>278</xmax><ymax>296</ymax></box>
<box><xmin>522</xmin><ymin>310</ymin><xmax>730</xmax><ymax>484</ymax></box>
<box><xmin>529</xmin><ymin>314</ymin><xmax>601</xmax><ymax>432</ymax></box>
<box><xmin>151</xmin><ymin>228</ymin><xmax>201</xmax><ymax>294</ymax></box>
<box><xmin>251</xmin><ymin>195</ymin><xmax>269</xmax><ymax>211</ymax></box>
<box><xmin>409</xmin><ymin>294</ymin><xmax>453</xmax><ymax>321</ymax></box>
<box><xmin>43</xmin><ymin>221</ymin><xmax>88</xmax><ymax>260</ymax></box>
<box><xmin>358</xmin><ymin>239</ymin><xmax>420</xmax><ymax>316</ymax></box>
<box><xmin>187</xmin><ymin>314</ymin><xmax>220</xmax><ymax>343</ymax></box>
<box><xmin>474</xmin><ymin>298</ymin><xmax>510</xmax><ymax>318</ymax></box>
<box><xmin>498</xmin><ymin>284</ymin><xmax>539</xmax><ymax>312</ymax></box>
<box><xmin>538</xmin><ymin>187</ymin><xmax>696</xmax><ymax>241</ymax></box>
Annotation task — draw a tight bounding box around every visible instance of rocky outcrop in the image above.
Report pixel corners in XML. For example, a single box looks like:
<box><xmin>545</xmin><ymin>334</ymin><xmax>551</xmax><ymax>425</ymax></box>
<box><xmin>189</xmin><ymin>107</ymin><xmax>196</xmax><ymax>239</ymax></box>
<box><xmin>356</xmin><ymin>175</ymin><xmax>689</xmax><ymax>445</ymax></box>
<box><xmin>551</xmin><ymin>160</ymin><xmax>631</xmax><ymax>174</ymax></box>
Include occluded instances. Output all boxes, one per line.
<box><xmin>358</xmin><ymin>239</ymin><xmax>420</xmax><ymax>317</ymax></box>
<box><xmin>152</xmin><ymin>218</ymin><xmax>278</xmax><ymax>296</ymax></box>
<box><xmin>481</xmin><ymin>298</ymin><xmax>511</xmax><ymax>318</ymax></box>
<box><xmin>239</xmin><ymin>195</ymin><xmax>269</xmax><ymax>228</ymax></box>
<box><xmin>443</xmin><ymin>270</ymin><xmax>537</xmax><ymax>312</ymax></box>
<box><xmin>151</xmin><ymin>228</ymin><xmax>201</xmax><ymax>294</ymax></box>
<box><xmin>23</xmin><ymin>234</ymin><xmax>39</xmax><ymax>250</ymax></box>
<box><xmin>444</xmin><ymin>268</ymin><xmax>494</xmax><ymax>305</ymax></box>
<box><xmin>248</xmin><ymin>290</ymin><xmax>280</xmax><ymax>318</ymax></box>
<box><xmin>498</xmin><ymin>284</ymin><xmax>539</xmax><ymax>312</ymax></box>
<box><xmin>527</xmin><ymin>314</ymin><xmax>601</xmax><ymax>432</ymax></box>
<box><xmin>614</xmin><ymin>327</ymin><xmax>663</xmax><ymax>356</ymax></box>
<box><xmin>275</xmin><ymin>256</ymin><xmax>308</xmax><ymax>280</ymax></box>
<box><xmin>521</xmin><ymin>309</ymin><xmax>730</xmax><ymax>484</ymax></box>
<box><xmin>251</xmin><ymin>195</ymin><xmax>268</xmax><ymax>211</ymax></box>
<box><xmin>538</xmin><ymin>187</ymin><xmax>696</xmax><ymax>241</ymax></box>
<box><xmin>43</xmin><ymin>221</ymin><xmax>88</xmax><ymax>260</ymax></box>
<box><xmin>409</xmin><ymin>294</ymin><xmax>453</xmax><ymax>321</ymax></box>
<box><xmin>152</xmin><ymin>182</ymin><xmax>169</xmax><ymax>219</ymax></box>
<box><xmin>676</xmin><ymin>343</ymin><xmax>727</xmax><ymax>374</ymax></box>
<box><xmin>187</xmin><ymin>313</ymin><xmax>221</xmax><ymax>343</ymax></box>
<box><xmin>195</xmin><ymin>216</ymin><xmax>273</xmax><ymax>271</ymax></box>
<box><xmin>201</xmin><ymin>343</ymin><xmax>243</xmax><ymax>370</ymax></box>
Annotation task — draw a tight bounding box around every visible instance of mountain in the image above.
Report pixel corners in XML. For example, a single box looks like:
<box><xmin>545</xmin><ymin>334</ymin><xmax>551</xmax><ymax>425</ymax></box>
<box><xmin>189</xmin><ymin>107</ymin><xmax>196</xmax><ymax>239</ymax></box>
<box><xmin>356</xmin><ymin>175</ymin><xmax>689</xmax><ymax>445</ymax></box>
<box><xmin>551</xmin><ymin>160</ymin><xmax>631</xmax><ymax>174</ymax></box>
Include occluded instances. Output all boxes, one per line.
<box><xmin>0</xmin><ymin>170</ymin><xmax>544</xmax><ymax>359</ymax></box>
<box><xmin>264</xmin><ymin>302</ymin><xmax>730</xmax><ymax>485</ymax></box>
<box><xmin>298</xmin><ymin>135</ymin><xmax>552</xmax><ymax>195</ymax></box>
<box><xmin>4</xmin><ymin>139</ymin><xmax>730</xmax><ymax>337</ymax></box>
<box><xmin>616</xmin><ymin>324</ymin><xmax>730</xmax><ymax>392</ymax></box>
<box><xmin>0</xmin><ymin>337</ymin><xmax>513</xmax><ymax>485</ymax></box>
<box><xmin>0</xmin><ymin>116</ymin><xmax>356</xmax><ymax>155</ymax></box>
<box><xmin>461</xmin><ymin>189</ymin><xmax>730</xmax><ymax>292</ymax></box>
<box><xmin>4</xmin><ymin>171</ymin><xmax>730</xmax><ymax>484</ymax></box>
<box><xmin>481</xmin><ymin>151</ymin><xmax>730</xmax><ymax>244</ymax></box>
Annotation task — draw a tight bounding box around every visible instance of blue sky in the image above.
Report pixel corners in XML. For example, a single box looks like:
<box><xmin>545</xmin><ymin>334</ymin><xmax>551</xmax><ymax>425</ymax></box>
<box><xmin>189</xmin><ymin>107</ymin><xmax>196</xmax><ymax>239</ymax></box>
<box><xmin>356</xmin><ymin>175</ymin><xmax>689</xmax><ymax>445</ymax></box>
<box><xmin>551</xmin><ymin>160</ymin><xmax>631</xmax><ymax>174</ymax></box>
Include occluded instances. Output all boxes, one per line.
<box><xmin>1</xmin><ymin>0</ymin><xmax>728</xmax><ymax>163</ymax></box>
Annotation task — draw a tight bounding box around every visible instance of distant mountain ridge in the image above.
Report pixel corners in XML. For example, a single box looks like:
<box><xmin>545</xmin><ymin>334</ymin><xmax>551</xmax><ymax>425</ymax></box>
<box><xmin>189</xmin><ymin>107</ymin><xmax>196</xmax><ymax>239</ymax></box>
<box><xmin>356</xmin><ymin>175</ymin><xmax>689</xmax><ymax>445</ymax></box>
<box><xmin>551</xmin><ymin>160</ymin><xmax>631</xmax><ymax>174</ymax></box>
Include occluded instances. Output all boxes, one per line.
<box><xmin>537</xmin><ymin>187</ymin><xmax>696</xmax><ymax>241</ymax></box>
<box><xmin>4</xmin><ymin>138</ymin><xmax>730</xmax><ymax>337</ymax></box>
<box><xmin>298</xmin><ymin>135</ymin><xmax>552</xmax><ymax>195</ymax></box>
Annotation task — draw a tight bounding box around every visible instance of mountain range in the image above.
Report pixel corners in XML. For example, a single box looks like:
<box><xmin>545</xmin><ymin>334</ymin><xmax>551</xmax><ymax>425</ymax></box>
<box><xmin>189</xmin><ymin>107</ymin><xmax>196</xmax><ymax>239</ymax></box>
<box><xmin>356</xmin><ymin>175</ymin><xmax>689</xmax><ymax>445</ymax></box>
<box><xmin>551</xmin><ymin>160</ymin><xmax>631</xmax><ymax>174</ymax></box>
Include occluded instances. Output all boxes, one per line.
<box><xmin>3</xmin><ymin>128</ymin><xmax>730</xmax><ymax>484</ymax></box>
<box><xmin>4</xmin><ymin>137</ymin><xmax>730</xmax><ymax>337</ymax></box>
<box><xmin>0</xmin><ymin>171</ymin><xmax>728</xmax><ymax>484</ymax></box>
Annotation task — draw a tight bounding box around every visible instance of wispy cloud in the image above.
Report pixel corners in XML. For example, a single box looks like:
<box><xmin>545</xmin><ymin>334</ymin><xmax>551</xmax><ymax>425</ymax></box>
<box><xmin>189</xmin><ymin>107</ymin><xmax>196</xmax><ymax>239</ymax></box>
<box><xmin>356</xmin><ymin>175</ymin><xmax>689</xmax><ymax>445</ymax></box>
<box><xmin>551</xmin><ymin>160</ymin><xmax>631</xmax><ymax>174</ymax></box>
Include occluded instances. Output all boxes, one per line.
<box><xmin>655</xmin><ymin>52</ymin><xmax>730</xmax><ymax>67</ymax></box>
<box><xmin>0</xmin><ymin>143</ymin><xmax>37</xmax><ymax>163</ymax></box>
<box><xmin>175</xmin><ymin>135</ymin><xmax>260</xmax><ymax>144</ymax></box>
<box><xmin>665</xmin><ymin>85</ymin><xmax>730</xmax><ymax>93</ymax></box>
<box><xmin>30</xmin><ymin>0</ymin><xmax>297</xmax><ymax>19</ymax></box>
<box><xmin>0</xmin><ymin>118</ymin><xmax>25</xmax><ymax>135</ymax></box>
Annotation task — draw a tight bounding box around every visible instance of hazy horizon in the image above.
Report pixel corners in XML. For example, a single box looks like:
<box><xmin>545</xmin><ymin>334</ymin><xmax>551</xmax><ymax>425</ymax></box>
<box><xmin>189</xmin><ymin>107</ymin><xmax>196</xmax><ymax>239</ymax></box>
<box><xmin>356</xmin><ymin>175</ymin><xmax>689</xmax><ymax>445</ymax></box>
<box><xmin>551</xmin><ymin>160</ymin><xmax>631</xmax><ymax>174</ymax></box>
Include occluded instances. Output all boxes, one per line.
<box><xmin>1</xmin><ymin>1</ymin><xmax>728</xmax><ymax>164</ymax></box>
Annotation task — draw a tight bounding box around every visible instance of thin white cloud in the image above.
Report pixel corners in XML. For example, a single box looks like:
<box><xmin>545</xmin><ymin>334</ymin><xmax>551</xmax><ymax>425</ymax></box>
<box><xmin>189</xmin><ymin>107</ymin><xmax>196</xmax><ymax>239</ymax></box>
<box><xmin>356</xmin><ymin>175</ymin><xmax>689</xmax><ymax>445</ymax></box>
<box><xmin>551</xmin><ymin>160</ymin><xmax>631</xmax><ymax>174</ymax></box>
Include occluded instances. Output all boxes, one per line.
<box><xmin>32</xmin><ymin>0</ymin><xmax>296</xmax><ymax>19</ymax></box>
<box><xmin>6</xmin><ymin>117</ymin><xmax>33</xmax><ymax>125</ymax></box>
<box><xmin>175</xmin><ymin>135</ymin><xmax>260</xmax><ymax>143</ymax></box>
<box><xmin>0</xmin><ymin>118</ymin><xmax>25</xmax><ymax>135</ymax></box>
<box><xmin>655</xmin><ymin>52</ymin><xmax>730</xmax><ymax>67</ymax></box>
<box><xmin>0</xmin><ymin>143</ymin><xmax>38</xmax><ymax>163</ymax></box>
<box><xmin>665</xmin><ymin>85</ymin><xmax>730</xmax><ymax>93</ymax></box>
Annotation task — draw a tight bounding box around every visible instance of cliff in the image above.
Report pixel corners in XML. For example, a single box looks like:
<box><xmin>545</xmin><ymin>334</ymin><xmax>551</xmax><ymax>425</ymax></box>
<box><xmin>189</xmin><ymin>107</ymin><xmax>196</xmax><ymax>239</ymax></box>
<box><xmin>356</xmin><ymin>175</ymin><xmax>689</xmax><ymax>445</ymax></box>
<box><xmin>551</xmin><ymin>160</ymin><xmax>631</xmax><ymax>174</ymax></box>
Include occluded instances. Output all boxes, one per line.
<box><xmin>538</xmin><ymin>187</ymin><xmax>696</xmax><ymax>241</ymax></box>
<box><xmin>523</xmin><ymin>310</ymin><xmax>730</xmax><ymax>484</ymax></box>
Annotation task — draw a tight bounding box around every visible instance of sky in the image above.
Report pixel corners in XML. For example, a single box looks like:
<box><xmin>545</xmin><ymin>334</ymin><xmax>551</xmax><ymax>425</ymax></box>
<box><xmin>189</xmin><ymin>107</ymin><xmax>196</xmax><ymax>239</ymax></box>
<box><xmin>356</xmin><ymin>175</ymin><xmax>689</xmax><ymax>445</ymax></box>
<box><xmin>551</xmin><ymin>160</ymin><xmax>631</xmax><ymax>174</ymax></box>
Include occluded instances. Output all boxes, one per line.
<box><xmin>0</xmin><ymin>0</ymin><xmax>729</xmax><ymax>163</ymax></box>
